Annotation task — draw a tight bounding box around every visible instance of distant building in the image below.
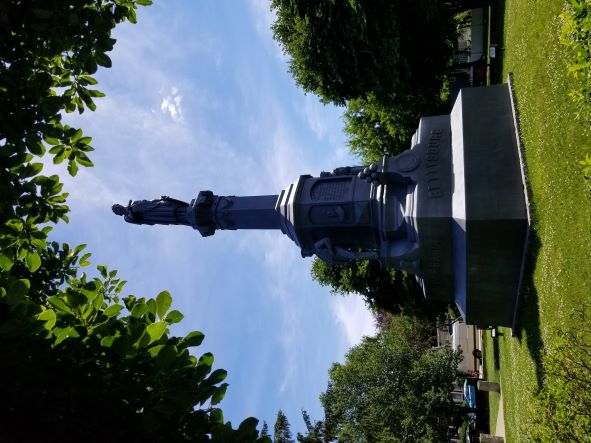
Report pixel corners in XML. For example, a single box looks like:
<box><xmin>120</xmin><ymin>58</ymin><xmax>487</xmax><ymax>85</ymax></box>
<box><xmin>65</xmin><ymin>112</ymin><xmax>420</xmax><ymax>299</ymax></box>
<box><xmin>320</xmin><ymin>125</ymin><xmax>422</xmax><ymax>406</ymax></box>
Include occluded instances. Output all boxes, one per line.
<box><xmin>450</xmin><ymin>8</ymin><xmax>488</xmax><ymax>103</ymax></box>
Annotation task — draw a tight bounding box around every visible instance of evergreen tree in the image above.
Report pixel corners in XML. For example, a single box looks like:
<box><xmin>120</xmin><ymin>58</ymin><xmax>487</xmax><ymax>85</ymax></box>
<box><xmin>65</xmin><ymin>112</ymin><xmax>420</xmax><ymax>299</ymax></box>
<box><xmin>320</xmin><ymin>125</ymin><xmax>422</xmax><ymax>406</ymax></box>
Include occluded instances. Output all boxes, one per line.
<box><xmin>261</xmin><ymin>421</ymin><xmax>270</xmax><ymax>438</ymax></box>
<box><xmin>296</xmin><ymin>410</ymin><xmax>328</xmax><ymax>443</ymax></box>
<box><xmin>274</xmin><ymin>410</ymin><xmax>294</xmax><ymax>443</ymax></box>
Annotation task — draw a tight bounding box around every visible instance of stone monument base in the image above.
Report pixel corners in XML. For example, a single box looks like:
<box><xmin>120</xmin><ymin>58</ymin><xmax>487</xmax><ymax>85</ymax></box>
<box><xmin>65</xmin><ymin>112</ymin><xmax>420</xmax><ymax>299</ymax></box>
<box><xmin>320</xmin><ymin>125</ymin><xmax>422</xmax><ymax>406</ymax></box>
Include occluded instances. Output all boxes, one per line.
<box><xmin>379</xmin><ymin>82</ymin><xmax>529</xmax><ymax>327</ymax></box>
<box><xmin>450</xmin><ymin>83</ymin><xmax>529</xmax><ymax>327</ymax></box>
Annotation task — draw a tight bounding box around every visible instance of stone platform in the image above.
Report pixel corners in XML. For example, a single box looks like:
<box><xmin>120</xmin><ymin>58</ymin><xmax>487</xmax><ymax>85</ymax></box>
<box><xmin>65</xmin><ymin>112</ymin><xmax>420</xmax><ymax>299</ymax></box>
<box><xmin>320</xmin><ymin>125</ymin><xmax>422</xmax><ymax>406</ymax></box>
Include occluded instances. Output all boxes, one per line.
<box><xmin>387</xmin><ymin>83</ymin><xmax>529</xmax><ymax>327</ymax></box>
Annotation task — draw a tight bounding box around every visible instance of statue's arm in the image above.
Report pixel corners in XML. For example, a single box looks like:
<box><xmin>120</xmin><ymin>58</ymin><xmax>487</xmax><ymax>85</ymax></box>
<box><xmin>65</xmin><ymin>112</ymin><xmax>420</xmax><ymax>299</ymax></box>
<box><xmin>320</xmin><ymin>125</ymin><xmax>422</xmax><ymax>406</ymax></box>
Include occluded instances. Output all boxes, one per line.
<box><xmin>314</xmin><ymin>237</ymin><xmax>378</xmax><ymax>265</ymax></box>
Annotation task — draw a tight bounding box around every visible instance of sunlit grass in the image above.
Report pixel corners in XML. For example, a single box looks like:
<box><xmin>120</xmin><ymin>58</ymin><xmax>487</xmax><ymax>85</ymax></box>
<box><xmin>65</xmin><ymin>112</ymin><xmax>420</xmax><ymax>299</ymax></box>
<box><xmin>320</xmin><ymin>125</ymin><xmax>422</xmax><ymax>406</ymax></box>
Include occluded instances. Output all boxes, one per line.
<box><xmin>484</xmin><ymin>0</ymin><xmax>591</xmax><ymax>440</ymax></box>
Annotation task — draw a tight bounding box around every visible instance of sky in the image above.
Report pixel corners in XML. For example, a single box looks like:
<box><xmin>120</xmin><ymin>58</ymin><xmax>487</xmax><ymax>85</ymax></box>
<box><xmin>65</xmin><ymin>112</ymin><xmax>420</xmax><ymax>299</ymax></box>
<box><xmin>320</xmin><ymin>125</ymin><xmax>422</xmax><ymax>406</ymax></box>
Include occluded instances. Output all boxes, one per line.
<box><xmin>47</xmin><ymin>0</ymin><xmax>376</xmax><ymax>435</ymax></box>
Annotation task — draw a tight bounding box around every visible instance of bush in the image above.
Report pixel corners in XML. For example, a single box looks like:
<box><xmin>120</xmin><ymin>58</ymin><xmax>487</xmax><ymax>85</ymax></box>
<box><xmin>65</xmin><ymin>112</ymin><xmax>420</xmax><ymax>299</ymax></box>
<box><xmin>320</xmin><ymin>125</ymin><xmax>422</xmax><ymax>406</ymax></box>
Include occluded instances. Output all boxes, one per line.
<box><xmin>528</xmin><ymin>306</ymin><xmax>591</xmax><ymax>442</ymax></box>
<box><xmin>560</xmin><ymin>0</ymin><xmax>591</xmax><ymax>121</ymax></box>
<box><xmin>0</xmin><ymin>259</ymin><xmax>266</xmax><ymax>442</ymax></box>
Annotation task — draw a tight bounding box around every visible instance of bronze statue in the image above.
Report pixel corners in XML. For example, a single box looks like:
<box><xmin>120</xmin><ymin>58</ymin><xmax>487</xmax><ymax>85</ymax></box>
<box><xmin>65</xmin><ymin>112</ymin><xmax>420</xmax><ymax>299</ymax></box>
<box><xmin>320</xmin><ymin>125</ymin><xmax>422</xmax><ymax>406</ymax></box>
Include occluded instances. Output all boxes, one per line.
<box><xmin>112</xmin><ymin>197</ymin><xmax>190</xmax><ymax>226</ymax></box>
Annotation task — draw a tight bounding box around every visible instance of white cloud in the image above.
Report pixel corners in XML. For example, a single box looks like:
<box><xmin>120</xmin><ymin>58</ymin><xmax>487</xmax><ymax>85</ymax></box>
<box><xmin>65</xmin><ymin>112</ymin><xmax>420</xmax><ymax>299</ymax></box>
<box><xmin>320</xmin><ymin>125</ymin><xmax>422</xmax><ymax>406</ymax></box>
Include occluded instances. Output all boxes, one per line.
<box><xmin>331</xmin><ymin>296</ymin><xmax>377</xmax><ymax>348</ymax></box>
<box><xmin>160</xmin><ymin>88</ymin><xmax>183</xmax><ymax>121</ymax></box>
<box><xmin>302</xmin><ymin>95</ymin><xmax>327</xmax><ymax>140</ymax></box>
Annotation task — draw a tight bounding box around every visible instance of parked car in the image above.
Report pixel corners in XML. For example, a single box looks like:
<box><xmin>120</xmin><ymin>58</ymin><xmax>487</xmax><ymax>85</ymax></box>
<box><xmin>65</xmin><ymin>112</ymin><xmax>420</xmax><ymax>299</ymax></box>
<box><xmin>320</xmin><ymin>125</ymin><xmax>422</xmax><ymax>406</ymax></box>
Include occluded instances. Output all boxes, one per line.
<box><xmin>463</xmin><ymin>378</ymin><xmax>477</xmax><ymax>409</ymax></box>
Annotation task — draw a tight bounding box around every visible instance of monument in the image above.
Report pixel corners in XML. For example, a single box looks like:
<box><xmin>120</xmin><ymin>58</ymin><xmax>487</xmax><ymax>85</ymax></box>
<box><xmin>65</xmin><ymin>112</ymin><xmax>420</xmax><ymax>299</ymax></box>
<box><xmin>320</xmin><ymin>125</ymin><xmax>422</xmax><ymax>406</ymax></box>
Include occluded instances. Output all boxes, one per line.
<box><xmin>113</xmin><ymin>83</ymin><xmax>529</xmax><ymax>328</ymax></box>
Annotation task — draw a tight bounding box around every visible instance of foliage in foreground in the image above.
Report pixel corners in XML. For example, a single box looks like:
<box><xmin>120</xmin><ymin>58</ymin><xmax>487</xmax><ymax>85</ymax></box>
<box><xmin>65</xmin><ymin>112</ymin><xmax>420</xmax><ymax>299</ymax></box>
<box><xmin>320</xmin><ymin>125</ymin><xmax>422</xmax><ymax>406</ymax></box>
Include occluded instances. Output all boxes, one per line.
<box><xmin>320</xmin><ymin>316</ymin><xmax>461</xmax><ymax>442</ymax></box>
<box><xmin>0</xmin><ymin>266</ymin><xmax>262</xmax><ymax>442</ymax></box>
<box><xmin>528</xmin><ymin>306</ymin><xmax>591</xmax><ymax>442</ymax></box>
<box><xmin>560</xmin><ymin>0</ymin><xmax>591</xmax><ymax>121</ymax></box>
<box><xmin>0</xmin><ymin>1</ymin><xmax>266</xmax><ymax>441</ymax></box>
<box><xmin>560</xmin><ymin>0</ymin><xmax>591</xmax><ymax>185</ymax></box>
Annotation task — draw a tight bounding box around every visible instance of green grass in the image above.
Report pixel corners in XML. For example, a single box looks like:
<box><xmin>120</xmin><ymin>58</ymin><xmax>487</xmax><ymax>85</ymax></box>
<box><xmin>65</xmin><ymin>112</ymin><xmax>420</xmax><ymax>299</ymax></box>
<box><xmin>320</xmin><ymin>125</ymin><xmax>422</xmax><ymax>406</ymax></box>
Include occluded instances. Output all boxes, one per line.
<box><xmin>482</xmin><ymin>332</ymin><xmax>500</xmax><ymax>433</ymax></box>
<box><xmin>484</xmin><ymin>0</ymin><xmax>591</xmax><ymax>441</ymax></box>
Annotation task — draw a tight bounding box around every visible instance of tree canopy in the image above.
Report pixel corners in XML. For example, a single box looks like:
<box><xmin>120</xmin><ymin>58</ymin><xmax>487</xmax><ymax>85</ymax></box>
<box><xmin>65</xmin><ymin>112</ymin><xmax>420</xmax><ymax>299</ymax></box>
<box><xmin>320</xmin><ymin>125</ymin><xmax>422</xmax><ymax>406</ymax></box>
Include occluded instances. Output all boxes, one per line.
<box><xmin>311</xmin><ymin>258</ymin><xmax>449</xmax><ymax>321</ymax></box>
<box><xmin>270</xmin><ymin>0</ymin><xmax>457</xmax><ymax>106</ymax></box>
<box><xmin>296</xmin><ymin>410</ymin><xmax>328</xmax><ymax>443</ymax></box>
<box><xmin>320</xmin><ymin>316</ymin><xmax>461</xmax><ymax>442</ymax></box>
<box><xmin>0</xmin><ymin>1</ymin><xmax>267</xmax><ymax>441</ymax></box>
<box><xmin>274</xmin><ymin>409</ymin><xmax>294</xmax><ymax>443</ymax></box>
<box><xmin>343</xmin><ymin>91</ymin><xmax>450</xmax><ymax>164</ymax></box>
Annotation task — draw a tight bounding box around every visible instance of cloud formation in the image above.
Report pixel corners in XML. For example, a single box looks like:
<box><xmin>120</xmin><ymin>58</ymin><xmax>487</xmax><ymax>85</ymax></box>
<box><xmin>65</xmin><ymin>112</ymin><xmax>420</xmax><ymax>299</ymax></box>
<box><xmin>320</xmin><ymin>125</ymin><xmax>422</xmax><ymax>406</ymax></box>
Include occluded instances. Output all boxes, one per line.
<box><xmin>160</xmin><ymin>87</ymin><xmax>183</xmax><ymax>121</ymax></box>
<box><xmin>331</xmin><ymin>296</ymin><xmax>377</xmax><ymax>348</ymax></box>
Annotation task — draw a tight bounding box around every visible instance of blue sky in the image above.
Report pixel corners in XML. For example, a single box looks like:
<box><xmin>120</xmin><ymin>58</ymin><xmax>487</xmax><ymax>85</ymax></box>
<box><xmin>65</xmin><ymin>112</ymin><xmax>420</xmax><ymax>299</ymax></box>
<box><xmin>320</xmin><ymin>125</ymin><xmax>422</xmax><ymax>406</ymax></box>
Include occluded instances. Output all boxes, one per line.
<box><xmin>46</xmin><ymin>0</ymin><xmax>376</xmax><ymax>435</ymax></box>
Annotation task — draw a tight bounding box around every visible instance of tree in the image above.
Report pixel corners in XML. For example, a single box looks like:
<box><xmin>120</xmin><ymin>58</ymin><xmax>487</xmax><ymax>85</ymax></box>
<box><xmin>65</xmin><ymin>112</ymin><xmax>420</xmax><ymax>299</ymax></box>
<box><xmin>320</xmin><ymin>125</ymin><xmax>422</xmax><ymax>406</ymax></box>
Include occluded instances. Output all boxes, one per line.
<box><xmin>344</xmin><ymin>91</ymin><xmax>449</xmax><ymax>164</ymax></box>
<box><xmin>320</xmin><ymin>316</ymin><xmax>462</xmax><ymax>442</ymax></box>
<box><xmin>311</xmin><ymin>258</ymin><xmax>449</xmax><ymax>321</ymax></box>
<box><xmin>274</xmin><ymin>410</ymin><xmax>294</xmax><ymax>443</ymax></box>
<box><xmin>296</xmin><ymin>410</ymin><xmax>328</xmax><ymax>443</ymax></box>
<box><xmin>0</xmin><ymin>1</ymin><xmax>268</xmax><ymax>441</ymax></box>
<box><xmin>261</xmin><ymin>421</ymin><xmax>271</xmax><ymax>438</ymax></box>
<box><xmin>270</xmin><ymin>0</ymin><xmax>457</xmax><ymax>106</ymax></box>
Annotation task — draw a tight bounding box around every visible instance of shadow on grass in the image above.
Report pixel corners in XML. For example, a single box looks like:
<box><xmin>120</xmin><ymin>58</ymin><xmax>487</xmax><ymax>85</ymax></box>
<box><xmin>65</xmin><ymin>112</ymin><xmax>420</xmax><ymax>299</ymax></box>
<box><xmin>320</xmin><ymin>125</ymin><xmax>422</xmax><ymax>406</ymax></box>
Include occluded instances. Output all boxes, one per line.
<box><xmin>513</xmin><ymin>229</ymin><xmax>544</xmax><ymax>390</ymax></box>
<box><xmin>476</xmin><ymin>389</ymin><xmax>491</xmax><ymax>434</ymax></box>
<box><xmin>492</xmin><ymin>333</ymin><xmax>501</xmax><ymax>371</ymax></box>
<box><xmin>489</xmin><ymin>0</ymin><xmax>506</xmax><ymax>84</ymax></box>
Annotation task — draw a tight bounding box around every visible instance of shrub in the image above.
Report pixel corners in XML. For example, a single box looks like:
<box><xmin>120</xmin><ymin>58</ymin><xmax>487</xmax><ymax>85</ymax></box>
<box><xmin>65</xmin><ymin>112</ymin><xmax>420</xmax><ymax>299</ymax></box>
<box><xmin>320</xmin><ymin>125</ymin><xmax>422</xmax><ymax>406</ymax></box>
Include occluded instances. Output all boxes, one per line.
<box><xmin>528</xmin><ymin>306</ymin><xmax>591</xmax><ymax>442</ymax></box>
<box><xmin>561</xmin><ymin>0</ymin><xmax>591</xmax><ymax>120</ymax></box>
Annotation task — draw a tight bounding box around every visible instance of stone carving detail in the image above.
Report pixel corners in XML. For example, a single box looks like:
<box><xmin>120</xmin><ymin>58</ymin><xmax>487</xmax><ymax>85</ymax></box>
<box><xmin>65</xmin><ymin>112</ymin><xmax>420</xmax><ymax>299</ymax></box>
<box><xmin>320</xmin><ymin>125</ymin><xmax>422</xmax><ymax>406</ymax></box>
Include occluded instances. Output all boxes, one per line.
<box><xmin>310</xmin><ymin>179</ymin><xmax>350</xmax><ymax>201</ymax></box>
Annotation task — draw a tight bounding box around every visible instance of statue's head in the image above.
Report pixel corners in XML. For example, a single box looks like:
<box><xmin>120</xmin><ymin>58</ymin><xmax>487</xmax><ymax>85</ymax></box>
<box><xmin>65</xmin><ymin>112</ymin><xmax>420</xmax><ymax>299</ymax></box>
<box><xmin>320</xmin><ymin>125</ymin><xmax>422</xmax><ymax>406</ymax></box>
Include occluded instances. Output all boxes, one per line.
<box><xmin>112</xmin><ymin>204</ymin><xmax>126</xmax><ymax>216</ymax></box>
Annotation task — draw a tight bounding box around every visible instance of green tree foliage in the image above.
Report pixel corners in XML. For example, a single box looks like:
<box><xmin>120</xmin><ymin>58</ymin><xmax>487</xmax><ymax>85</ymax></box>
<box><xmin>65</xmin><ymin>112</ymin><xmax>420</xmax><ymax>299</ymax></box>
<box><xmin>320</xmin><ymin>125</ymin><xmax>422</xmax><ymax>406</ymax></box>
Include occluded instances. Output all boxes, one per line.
<box><xmin>343</xmin><ymin>96</ymin><xmax>417</xmax><ymax>165</ymax></box>
<box><xmin>270</xmin><ymin>0</ymin><xmax>457</xmax><ymax>107</ymax></box>
<box><xmin>311</xmin><ymin>258</ymin><xmax>449</xmax><ymax>321</ymax></box>
<box><xmin>320</xmin><ymin>316</ymin><xmax>462</xmax><ymax>442</ymax></box>
<box><xmin>0</xmin><ymin>270</ymin><xmax>264</xmax><ymax>442</ymax></box>
<box><xmin>296</xmin><ymin>410</ymin><xmax>327</xmax><ymax>443</ymax></box>
<box><xmin>529</xmin><ymin>306</ymin><xmax>591</xmax><ymax>441</ymax></box>
<box><xmin>261</xmin><ymin>421</ymin><xmax>271</xmax><ymax>438</ymax></box>
<box><xmin>274</xmin><ymin>409</ymin><xmax>294</xmax><ymax>443</ymax></box>
<box><xmin>0</xmin><ymin>1</ymin><xmax>268</xmax><ymax>441</ymax></box>
<box><xmin>344</xmin><ymin>92</ymin><xmax>449</xmax><ymax>164</ymax></box>
<box><xmin>560</xmin><ymin>0</ymin><xmax>591</xmax><ymax>120</ymax></box>
<box><xmin>270</xmin><ymin>1</ymin><xmax>495</xmax><ymax>166</ymax></box>
<box><xmin>559</xmin><ymin>0</ymin><xmax>591</xmax><ymax>185</ymax></box>
<box><xmin>0</xmin><ymin>0</ymin><xmax>141</xmax><ymax>273</ymax></box>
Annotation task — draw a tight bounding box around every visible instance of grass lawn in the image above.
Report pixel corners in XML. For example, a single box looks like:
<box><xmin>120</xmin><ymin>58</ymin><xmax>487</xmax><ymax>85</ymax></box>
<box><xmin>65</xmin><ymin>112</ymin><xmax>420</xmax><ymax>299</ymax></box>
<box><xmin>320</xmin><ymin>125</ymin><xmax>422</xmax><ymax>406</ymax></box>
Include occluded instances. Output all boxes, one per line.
<box><xmin>483</xmin><ymin>0</ymin><xmax>591</xmax><ymax>441</ymax></box>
